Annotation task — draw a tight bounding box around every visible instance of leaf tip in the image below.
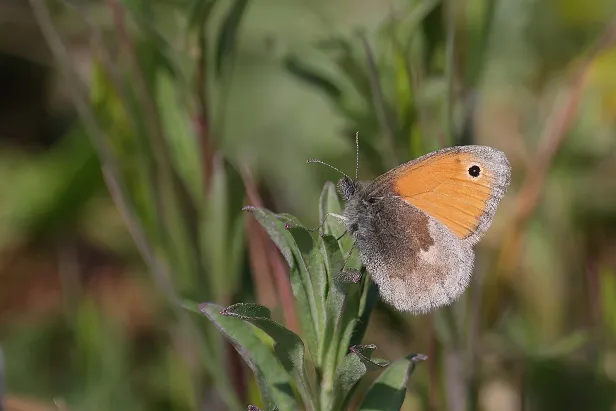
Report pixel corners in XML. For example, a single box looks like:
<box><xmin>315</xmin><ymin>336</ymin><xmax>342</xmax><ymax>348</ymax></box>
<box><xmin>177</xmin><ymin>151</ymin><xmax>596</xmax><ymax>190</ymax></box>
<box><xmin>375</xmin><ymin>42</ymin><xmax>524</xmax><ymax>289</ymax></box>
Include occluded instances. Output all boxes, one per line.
<box><xmin>242</xmin><ymin>205</ymin><xmax>256</xmax><ymax>213</ymax></box>
<box><xmin>247</xmin><ymin>406</ymin><xmax>263</xmax><ymax>411</ymax></box>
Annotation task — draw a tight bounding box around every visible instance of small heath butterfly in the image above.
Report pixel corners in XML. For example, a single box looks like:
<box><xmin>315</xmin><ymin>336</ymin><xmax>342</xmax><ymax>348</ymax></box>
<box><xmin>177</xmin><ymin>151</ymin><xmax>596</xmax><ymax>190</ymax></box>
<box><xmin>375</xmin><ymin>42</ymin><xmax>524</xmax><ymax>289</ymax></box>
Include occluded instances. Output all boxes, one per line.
<box><xmin>309</xmin><ymin>133</ymin><xmax>511</xmax><ymax>314</ymax></box>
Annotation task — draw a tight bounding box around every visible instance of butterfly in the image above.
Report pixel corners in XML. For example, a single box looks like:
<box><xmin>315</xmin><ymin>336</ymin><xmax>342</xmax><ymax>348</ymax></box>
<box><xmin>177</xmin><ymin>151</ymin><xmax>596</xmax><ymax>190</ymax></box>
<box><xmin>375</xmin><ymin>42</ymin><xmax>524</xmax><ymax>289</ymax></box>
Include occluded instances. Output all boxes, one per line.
<box><xmin>309</xmin><ymin>133</ymin><xmax>511</xmax><ymax>314</ymax></box>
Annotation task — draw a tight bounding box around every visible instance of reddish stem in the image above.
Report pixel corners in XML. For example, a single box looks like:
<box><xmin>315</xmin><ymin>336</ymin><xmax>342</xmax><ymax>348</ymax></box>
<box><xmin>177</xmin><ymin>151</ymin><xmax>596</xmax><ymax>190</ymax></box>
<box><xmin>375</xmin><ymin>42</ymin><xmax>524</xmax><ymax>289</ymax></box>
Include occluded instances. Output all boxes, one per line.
<box><xmin>242</xmin><ymin>168</ymin><xmax>298</xmax><ymax>333</ymax></box>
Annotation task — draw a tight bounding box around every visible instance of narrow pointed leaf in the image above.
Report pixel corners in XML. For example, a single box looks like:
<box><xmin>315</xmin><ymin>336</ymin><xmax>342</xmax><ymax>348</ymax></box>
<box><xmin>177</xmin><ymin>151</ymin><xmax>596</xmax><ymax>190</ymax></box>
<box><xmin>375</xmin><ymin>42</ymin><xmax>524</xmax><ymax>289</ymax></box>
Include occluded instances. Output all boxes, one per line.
<box><xmin>215</xmin><ymin>0</ymin><xmax>250</xmax><ymax>76</ymax></box>
<box><xmin>243</xmin><ymin>206</ymin><xmax>320</xmax><ymax>358</ymax></box>
<box><xmin>220</xmin><ymin>303</ymin><xmax>318</xmax><ymax>411</ymax></box>
<box><xmin>349</xmin><ymin>278</ymin><xmax>379</xmax><ymax>348</ymax></box>
<box><xmin>202</xmin><ymin>159</ymin><xmax>246</xmax><ymax>299</ymax></box>
<box><xmin>284</xmin><ymin>55</ymin><xmax>342</xmax><ymax>100</ymax></box>
<box><xmin>358</xmin><ymin>354</ymin><xmax>428</xmax><ymax>411</ymax></box>
<box><xmin>318</xmin><ymin>36</ymin><xmax>373</xmax><ymax>105</ymax></box>
<box><xmin>188</xmin><ymin>0</ymin><xmax>218</xmax><ymax>30</ymax></box>
<box><xmin>155</xmin><ymin>70</ymin><xmax>202</xmax><ymax>202</ymax></box>
<box><xmin>199</xmin><ymin>303</ymin><xmax>299</xmax><ymax>411</ymax></box>
<box><xmin>320</xmin><ymin>237</ymin><xmax>364</xmax><ymax>408</ymax></box>
<box><xmin>318</xmin><ymin>181</ymin><xmax>353</xmax><ymax>254</ymax></box>
<box><xmin>330</xmin><ymin>345</ymin><xmax>389</xmax><ymax>411</ymax></box>
<box><xmin>283</xmin><ymin>222</ymin><xmax>327</xmax><ymax>349</ymax></box>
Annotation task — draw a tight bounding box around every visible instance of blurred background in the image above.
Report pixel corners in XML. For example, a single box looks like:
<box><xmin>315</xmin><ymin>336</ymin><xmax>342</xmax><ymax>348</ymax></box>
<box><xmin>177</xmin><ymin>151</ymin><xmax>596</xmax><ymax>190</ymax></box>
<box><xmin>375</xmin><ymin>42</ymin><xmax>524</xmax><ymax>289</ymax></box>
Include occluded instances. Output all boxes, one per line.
<box><xmin>1</xmin><ymin>0</ymin><xmax>616</xmax><ymax>410</ymax></box>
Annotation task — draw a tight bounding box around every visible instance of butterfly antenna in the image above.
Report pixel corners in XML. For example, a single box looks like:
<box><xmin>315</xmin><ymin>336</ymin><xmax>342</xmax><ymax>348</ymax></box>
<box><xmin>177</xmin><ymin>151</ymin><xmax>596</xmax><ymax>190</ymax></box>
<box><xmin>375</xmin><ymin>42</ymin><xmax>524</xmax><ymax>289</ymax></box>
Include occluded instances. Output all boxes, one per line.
<box><xmin>306</xmin><ymin>159</ymin><xmax>351</xmax><ymax>180</ymax></box>
<box><xmin>354</xmin><ymin>131</ymin><xmax>360</xmax><ymax>180</ymax></box>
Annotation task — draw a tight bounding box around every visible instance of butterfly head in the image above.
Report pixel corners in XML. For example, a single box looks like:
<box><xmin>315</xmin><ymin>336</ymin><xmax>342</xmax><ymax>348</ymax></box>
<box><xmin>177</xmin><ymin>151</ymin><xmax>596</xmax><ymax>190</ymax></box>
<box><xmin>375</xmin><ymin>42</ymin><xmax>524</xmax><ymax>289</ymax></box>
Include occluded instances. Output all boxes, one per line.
<box><xmin>308</xmin><ymin>131</ymin><xmax>362</xmax><ymax>203</ymax></box>
<box><xmin>337</xmin><ymin>176</ymin><xmax>360</xmax><ymax>202</ymax></box>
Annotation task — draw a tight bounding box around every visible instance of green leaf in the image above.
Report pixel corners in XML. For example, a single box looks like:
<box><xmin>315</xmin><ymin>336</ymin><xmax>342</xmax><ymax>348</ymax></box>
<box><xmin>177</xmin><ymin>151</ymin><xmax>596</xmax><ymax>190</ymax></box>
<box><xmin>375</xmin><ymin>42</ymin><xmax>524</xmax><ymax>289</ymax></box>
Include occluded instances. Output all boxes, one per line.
<box><xmin>0</xmin><ymin>126</ymin><xmax>104</xmax><ymax>245</ymax></box>
<box><xmin>465</xmin><ymin>0</ymin><xmax>497</xmax><ymax>87</ymax></box>
<box><xmin>199</xmin><ymin>303</ymin><xmax>300</xmax><ymax>411</ymax></box>
<box><xmin>330</xmin><ymin>345</ymin><xmax>389</xmax><ymax>411</ymax></box>
<box><xmin>202</xmin><ymin>158</ymin><xmax>246</xmax><ymax>300</ymax></box>
<box><xmin>155</xmin><ymin>70</ymin><xmax>203</xmax><ymax>203</ymax></box>
<box><xmin>317</xmin><ymin>183</ymin><xmax>373</xmax><ymax>358</ymax></box>
<box><xmin>349</xmin><ymin>278</ymin><xmax>379</xmax><ymax>348</ymax></box>
<box><xmin>121</xmin><ymin>2</ymin><xmax>185</xmax><ymax>82</ymax></box>
<box><xmin>215</xmin><ymin>0</ymin><xmax>250</xmax><ymax>77</ymax></box>
<box><xmin>303</xmin><ymin>233</ymin><xmax>328</xmax><ymax>348</ymax></box>
<box><xmin>284</xmin><ymin>55</ymin><xmax>342</xmax><ymax>100</ymax></box>
<box><xmin>188</xmin><ymin>0</ymin><xmax>218</xmax><ymax>30</ymax></box>
<box><xmin>320</xmin><ymin>236</ymin><xmax>364</xmax><ymax>409</ymax></box>
<box><xmin>220</xmin><ymin>303</ymin><xmax>318</xmax><ymax>411</ymax></box>
<box><xmin>283</xmin><ymin>222</ymin><xmax>328</xmax><ymax>353</ymax></box>
<box><xmin>243</xmin><ymin>206</ymin><xmax>320</xmax><ymax>358</ymax></box>
<box><xmin>318</xmin><ymin>182</ymin><xmax>352</xmax><ymax>254</ymax></box>
<box><xmin>317</xmin><ymin>36</ymin><xmax>373</xmax><ymax>105</ymax></box>
<box><xmin>420</xmin><ymin>2</ymin><xmax>445</xmax><ymax>72</ymax></box>
<box><xmin>358</xmin><ymin>354</ymin><xmax>428</xmax><ymax>411</ymax></box>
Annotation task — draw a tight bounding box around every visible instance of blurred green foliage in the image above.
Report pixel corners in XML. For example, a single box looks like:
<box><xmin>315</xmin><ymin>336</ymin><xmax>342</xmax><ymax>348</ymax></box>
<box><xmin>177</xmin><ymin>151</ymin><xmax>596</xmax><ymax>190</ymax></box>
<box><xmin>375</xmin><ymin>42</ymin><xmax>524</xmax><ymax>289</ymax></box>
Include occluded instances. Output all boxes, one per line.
<box><xmin>1</xmin><ymin>0</ymin><xmax>616</xmax><ymax>410</ymax></box>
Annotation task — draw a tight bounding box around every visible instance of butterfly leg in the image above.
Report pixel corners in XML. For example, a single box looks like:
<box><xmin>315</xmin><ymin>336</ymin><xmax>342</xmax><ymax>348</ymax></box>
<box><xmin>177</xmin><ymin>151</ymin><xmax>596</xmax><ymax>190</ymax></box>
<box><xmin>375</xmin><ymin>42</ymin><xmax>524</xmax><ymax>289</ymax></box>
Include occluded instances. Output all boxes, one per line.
<box><xmin>284</xmin><ymin>212</ymin><xmax>347</xmax><ymax>233</ymax></box>
<box><xmin>335</xmin><ymin>268</ymin><xmax>362</xmax><ymax>284</ymax></box>
<box><xmin>335</xmin><ymin>243</ymin><xmax>363</xmax><ymax>284</ymax></box>
<box><xmin>339</xmin><ymin>243</ymin><xmax>356</xmax><ymax>270</ymax></box>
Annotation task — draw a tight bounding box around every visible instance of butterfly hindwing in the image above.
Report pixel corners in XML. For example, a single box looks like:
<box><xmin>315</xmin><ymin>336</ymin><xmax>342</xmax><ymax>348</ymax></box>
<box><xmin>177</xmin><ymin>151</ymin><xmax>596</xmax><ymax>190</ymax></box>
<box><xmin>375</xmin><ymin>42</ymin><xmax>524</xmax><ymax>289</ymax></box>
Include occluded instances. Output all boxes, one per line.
<box><xmin>349</xmin><ymin>193</ymin><xmax>474</xmax><ymax>314</ymax></box>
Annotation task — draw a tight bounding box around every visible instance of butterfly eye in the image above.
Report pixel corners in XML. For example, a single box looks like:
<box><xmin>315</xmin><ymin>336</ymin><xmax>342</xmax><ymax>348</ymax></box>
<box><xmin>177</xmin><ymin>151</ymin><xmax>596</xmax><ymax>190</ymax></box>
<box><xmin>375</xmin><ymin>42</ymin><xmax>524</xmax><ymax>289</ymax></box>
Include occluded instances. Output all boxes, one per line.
<box><xmin>468</xmin><ymin>165</ymin><xmax>481</xmax><ymax>178</ymax></box>
<box><xmin>367</xmin><ymin>197</ymin><xmax>377</xmax><ymax>204</ymax></box>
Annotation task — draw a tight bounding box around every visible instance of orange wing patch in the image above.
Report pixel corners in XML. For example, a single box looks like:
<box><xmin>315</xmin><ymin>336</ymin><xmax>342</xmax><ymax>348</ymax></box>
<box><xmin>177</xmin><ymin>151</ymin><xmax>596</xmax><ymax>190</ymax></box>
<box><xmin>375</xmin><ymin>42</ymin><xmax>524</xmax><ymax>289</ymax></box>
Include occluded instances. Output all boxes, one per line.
<box><xmin>393</xmin><ymin>152</ymin><xmax>494</xmax><ymax>239</ymax></box>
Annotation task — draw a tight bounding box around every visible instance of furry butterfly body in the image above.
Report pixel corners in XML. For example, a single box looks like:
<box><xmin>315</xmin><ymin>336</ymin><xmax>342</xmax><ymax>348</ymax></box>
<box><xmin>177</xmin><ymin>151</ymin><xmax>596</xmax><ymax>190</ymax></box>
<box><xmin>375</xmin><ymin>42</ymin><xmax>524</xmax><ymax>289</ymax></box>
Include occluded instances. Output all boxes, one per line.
<box><xmin>336</xmin><ymin>145</ymin><xmax>511</xmax><ymax>314</ymax></box>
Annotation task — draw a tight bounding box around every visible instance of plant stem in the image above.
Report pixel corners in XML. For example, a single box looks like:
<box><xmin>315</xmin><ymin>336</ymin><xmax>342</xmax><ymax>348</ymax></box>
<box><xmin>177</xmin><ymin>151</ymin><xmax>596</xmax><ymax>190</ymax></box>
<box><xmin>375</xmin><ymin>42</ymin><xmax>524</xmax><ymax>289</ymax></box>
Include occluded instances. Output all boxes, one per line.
<box><xmin>195</xmin><ymin>24</ymin><xmax>214</xmax><ymax>190</ymax></box>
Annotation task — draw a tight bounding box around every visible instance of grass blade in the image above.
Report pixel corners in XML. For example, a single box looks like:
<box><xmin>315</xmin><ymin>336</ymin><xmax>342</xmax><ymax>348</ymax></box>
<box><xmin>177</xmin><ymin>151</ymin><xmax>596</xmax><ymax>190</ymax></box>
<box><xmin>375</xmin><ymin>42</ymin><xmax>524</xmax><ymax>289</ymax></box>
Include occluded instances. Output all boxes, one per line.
<box><xmin>215</xmin><ymin>0</ymin><xmax>250</xmax><ymax>77</ymax></box>
<box><xmin>188</xmin><ymin>0</ymin><xmax>218</xmax><ymax>30</ymax></box>
<box><xmin>284</xmin><ymin>55</ymin><xmax>343</xmax><ymax>100</ymax></box>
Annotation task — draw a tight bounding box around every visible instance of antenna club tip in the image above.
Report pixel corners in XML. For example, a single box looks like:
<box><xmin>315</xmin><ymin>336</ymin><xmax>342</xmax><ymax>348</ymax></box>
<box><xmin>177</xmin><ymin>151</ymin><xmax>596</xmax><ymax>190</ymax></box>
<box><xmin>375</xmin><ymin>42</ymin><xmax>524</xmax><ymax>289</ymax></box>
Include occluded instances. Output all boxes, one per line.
<box><xmin>305</xmin><ymin>158</ymin><xmax>351</xmax><ymax>180</ymax></box>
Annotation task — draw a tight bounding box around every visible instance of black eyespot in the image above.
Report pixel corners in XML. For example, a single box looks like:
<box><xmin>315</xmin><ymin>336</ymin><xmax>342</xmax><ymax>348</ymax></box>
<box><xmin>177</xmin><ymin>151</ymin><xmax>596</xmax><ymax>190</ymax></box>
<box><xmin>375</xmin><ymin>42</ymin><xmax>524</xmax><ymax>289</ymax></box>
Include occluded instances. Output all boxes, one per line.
<box><xmin>468</xmin><ymin>165</ymin><xmax>481</xmax><ymax>178</ymax></box>
<box><xmin>368</xmin><ymin>197</ymin><xmax>377</xmax><ymax>204</ymax></box>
